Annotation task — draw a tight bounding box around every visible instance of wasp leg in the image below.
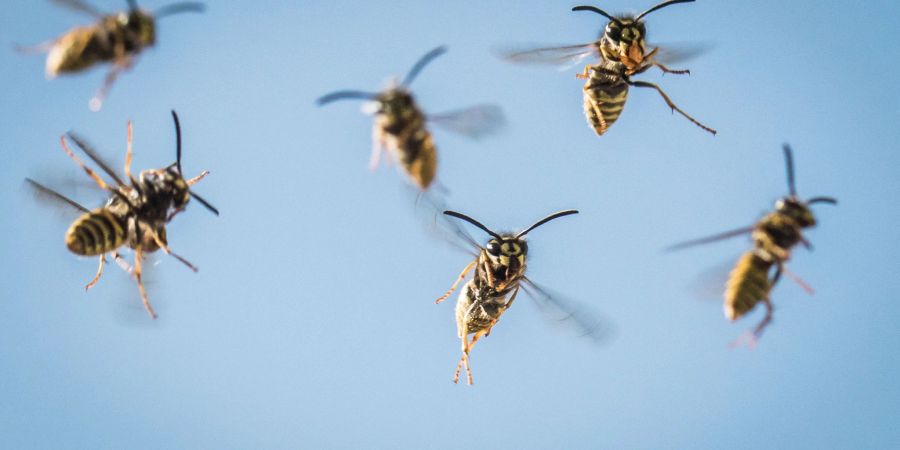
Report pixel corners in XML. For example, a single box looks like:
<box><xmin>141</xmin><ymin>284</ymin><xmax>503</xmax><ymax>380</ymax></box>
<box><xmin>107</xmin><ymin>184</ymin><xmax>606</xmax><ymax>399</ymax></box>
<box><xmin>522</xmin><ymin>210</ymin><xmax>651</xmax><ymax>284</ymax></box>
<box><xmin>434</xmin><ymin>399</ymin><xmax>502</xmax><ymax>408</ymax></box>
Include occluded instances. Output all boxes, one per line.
<box><xmin>60</xmin><ymin>136</ymin><xmax>111</xmax><ymax>190</ymax></box>
<box><xmin>435</xmin><ymin>260</ymin><xmax>476</xmax><ymax>304</ymax></box>
<box><xmin>370</xmin><ymin>127</ymin><xmax>387</xmax><ymax>170</ymax></box>
<box><xmin>187</xmin><ymin>171</ymin><xmax>210</xmax><ymax>186</ymax></box>
<box><xmin>85</xmin><ymin>255</ymin><xmax>106</xmax><ymax>291</ymax></box>
<box><xmin>781</xmin><ymin>266</ymin><xmax>815</xmax><ymax>295</ymax></box>
<box><xmin>89</xmin><ymin>57</ymin><xmax>133</xmax><ymax>112</ymax></box>
<box><xmin>455</xmin><ymin>329</ymin><xmax>490</xmax><ymax>385</ymax></box>
<box><xmin>627</xmin><ymin>80</ymin><xmax>717</xmax><ymax>135</ymax></box>
<box><xmin>13</xmin><ymin>40</ymin><xmax>56</xmax><ymax>54</ymax></box>
<box><xmin>113</xmin><ymin>252</ymin><xmax>132</xmax><ymax>274</ymax></box>
<box><xmin>654</xmin><ymin>62</ymin><xmax>690</xmax><ymax>75</ymax></box>
<box><xmin>123</xmin><ymin>121</ymin><xmax>134</xmax><ymax>179</ymax></box>
<box><xmin>149</xmin><ymin>229</ymin><xmax>199</xmax><ymax>272</ymax></box>
<box><xmin>576</xmin><ymin>65</ymin><xmax>591</xmax><ymax>80</ymax></box>
<box><xmin>586</xmin><ymin>96</ymin><xmax>609</xmax><ymax>135</ymax></box>
<box><xmin>133</xmin><ymin>247</ymin><xmax>157</xmax><ymax>319</ymax></box>
<box><xmin>486</xmin><ymin>287</ymin><xmax>519</xmax><ymax>338</ymax></box>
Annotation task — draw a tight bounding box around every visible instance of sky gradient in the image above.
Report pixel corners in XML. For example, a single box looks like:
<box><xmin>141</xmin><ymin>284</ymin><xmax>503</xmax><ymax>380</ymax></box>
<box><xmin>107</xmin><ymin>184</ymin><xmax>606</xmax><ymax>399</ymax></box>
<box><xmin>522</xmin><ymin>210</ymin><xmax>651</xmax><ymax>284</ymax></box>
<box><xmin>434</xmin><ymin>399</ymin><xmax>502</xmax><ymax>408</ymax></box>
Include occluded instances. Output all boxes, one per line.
<box><xmin>1</xmin><ymin>1</ymin><xmax>899</xmax><ymax>448</ymax></box>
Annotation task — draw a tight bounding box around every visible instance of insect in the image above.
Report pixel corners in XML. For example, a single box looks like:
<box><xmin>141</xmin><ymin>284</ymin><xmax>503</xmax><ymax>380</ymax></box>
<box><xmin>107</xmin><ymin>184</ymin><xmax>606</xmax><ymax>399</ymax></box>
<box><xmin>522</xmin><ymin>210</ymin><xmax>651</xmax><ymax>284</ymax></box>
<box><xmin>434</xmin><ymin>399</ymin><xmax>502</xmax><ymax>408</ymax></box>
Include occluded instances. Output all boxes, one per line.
<box><xmin>316</xmin><ymin>46</ymin><xmax>504</xmax><ymax>191</ymax></box>
<box><xmin>434</xmin><ymin>209</ymin><xmax>604</xmax><ymax>385</ymax></box>
<box><xmin>666</xmin><ymin>144</ymin><xmax>837</xmax><ymax>345</ymax></box>
<box><xmin>27</xmin><ymin>110</ymin><xmax>218</xmax><ymax>319</ymax></box>
<box><xmin>19</xmin><ymin>0</ymin><xmax>205</xmax><ymax>111</ymax></box>
<box><xmin>500</xmin><ymin>1</ymin><xmax>715</xmax><ymax>136</ymax></box>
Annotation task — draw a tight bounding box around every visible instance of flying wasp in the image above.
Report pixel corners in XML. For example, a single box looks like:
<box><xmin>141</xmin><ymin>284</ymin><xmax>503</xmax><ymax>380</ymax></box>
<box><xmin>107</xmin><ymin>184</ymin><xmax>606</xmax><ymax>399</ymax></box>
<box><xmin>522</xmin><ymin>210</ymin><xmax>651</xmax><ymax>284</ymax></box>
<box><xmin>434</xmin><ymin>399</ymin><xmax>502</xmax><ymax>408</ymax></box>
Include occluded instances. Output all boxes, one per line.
<box><xmin>27</xmin><ymin>110</ymin><xmax>218</xmax><ymax>319</ymax></box>
<box><xmin>316</xmin><ymin>46</ymin><xmax>505</xmax><ymax>191</ymax></box>
<box><xmin>666</xmin><ymin>145</ymin><xmax>836</xmax><ymax>345</ymax></box>
<box><xmin>500</xmin><ymin>1</ymin><xmax>715</xmax><ymax>136</ymax></box>
<box><xmin>18</xmin><ymin>0</ymin><xmax>205</xmax><ymax>111</ymax></box>
<box><xmin>434</xmin><ymin>209</ymin><xmax>606</xmax><ymax>385</ymax></box>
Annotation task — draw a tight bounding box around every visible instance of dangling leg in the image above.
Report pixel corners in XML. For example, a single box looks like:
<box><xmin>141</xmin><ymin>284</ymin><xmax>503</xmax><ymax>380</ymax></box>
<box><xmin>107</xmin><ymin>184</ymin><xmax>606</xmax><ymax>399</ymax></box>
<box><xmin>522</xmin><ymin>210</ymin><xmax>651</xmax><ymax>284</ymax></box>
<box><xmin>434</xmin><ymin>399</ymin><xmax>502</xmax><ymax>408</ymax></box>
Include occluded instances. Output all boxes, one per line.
<box><xmin>89</xmin><ymin>57</ymin><xmax>133</xmax><ymax>112</ymax></box>
<box><xmin>454</xmin><ymin>334</ymin><xmax>470</xmax><ymax>384</ymax></box>
<box><xmin>187</xmin><ymin>171</ymin><xmax>210</xmax><ymax>186</ymax></box>
<box><xmin>133</xmin><ymin>247</ymin><xmax>157</xmax><ymax>319</ymax></box>
<box><xmin>455</xmin><ymin>329</ymin><xmax>489</xmax><ymax>385</ymax></box>
<box><xmin>485</xmin><ymin>286</ymin><xmax>519</xmax><ymax>337</ymax></box>
<box><xmin>627</xmin><ymin>80</ymin><xmax>717</xmax><ymax>135</ymax></box>
<box><xmin>85</xmin><ymin>255</ymin><xmax>106</xmax><ymax>291</ymax></box>
<box><xmin>61</xmin><ymin>136</ymin><xmax>111</xmax><ymax>190</ymax></box>
<box><xmin>124</xmin><ymin>121</ymin><xmax>134</xmax><ymax>179</ymax></box>
<box><xmin>149</xmin><ymin>228</ymin><xmax>199</xmax><ymax>272</ymax></box>
<box><xmin>781</xmin><ymin>266</ymin><xmax>815</xmax><ymax>295</ymax></box>
<box><xmin>576</xmin><ymin>65</ymin><xmax>591</xmax><ymax>80</ymax></box>
<box><xmin>113</xmin><ymin>251</ymin><xmax>132</xmax><ymax>274</ymax></box>
<box><xmin>435</xmin><ymin>260</ymin><xmax>475</xmax><ymax>304</ymax></box>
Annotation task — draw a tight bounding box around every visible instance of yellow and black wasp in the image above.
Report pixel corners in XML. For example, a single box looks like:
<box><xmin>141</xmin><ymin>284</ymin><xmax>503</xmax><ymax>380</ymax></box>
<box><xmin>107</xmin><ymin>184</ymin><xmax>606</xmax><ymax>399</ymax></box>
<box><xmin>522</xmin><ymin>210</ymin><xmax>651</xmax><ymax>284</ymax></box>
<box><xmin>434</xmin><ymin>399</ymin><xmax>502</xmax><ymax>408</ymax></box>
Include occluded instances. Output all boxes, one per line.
<box><xmin>19</xmin><ymin>0</ymin><xmax>205</xmax><ymax>111</ymax></box>
<box><xmin>434</xmin><ymin>209</ymin><xmax>607</xmax><ymax>385</ymax></box>
<box><xmin>500</xmin><ymin>0</ymin><xmax>715</xmax><ymax>136</ymax></box>
<box><xmin>27</xmin><ymin>110</ymin><xmax>218</xmax><ymax>318</ymax></box>
<box><xmin>667</xmin><ymin>145</ymin><xmax>836</xmax><ymax>345</ymax></box>
<box><xmin>316</xmin><ymin>46</ymin><xmax>505</xmax><ymax>191</ymax></box>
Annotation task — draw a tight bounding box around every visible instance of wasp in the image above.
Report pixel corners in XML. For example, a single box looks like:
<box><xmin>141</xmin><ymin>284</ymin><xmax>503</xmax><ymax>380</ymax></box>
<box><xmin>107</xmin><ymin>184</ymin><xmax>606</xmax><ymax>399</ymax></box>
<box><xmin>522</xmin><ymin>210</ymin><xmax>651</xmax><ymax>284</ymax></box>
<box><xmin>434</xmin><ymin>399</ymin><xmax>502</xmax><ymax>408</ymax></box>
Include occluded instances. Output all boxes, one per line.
<box><xmin>667</xmin><ymin>145</ymin><xmax>837</xmax><ymax>345</ymax></box>
<box><xmin>500</xmin><ymin>1</ymin><xmax>715</xmax><ymax>136</ymax></box>
<box><xmin>19</xmin><ymin>0</ymin><xmax>205</xmax><ymax>111</ymax></box>
<box><xmin>317</xmin><ymin>46</ymin><xmax>504</xmax><ymax>191</ymax></box>
<box><xmin>434</xmin><ymin>209</ymin><xmax>606</xmax><ymax>385</ymax></box>
<box><xmin>27</xmin><ymin>110</ymin><xmax>218</xmax><ymax>319</ymax></box>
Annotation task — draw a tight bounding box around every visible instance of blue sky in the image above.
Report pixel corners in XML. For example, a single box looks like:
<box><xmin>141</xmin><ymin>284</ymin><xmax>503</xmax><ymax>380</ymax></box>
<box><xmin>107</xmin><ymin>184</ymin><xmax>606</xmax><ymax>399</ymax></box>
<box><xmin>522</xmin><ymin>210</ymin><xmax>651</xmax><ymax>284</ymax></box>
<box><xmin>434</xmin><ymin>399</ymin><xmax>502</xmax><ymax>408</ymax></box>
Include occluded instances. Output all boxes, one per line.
<box><xmin>1</xmin><ymin>0</ymin><xmax>899</xmax><ymax>448</ymax></box>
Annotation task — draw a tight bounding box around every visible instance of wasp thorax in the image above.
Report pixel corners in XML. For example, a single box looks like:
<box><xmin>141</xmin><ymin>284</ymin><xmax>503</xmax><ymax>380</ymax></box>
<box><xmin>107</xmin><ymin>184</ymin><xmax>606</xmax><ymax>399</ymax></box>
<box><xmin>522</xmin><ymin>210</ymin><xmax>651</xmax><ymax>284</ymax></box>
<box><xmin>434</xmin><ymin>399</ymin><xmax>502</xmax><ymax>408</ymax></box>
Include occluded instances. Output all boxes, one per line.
<box><xmin>485</xmin><ymin>237</ymin><xmax>528</xmax><ymax>267</ymax></box>
<box><xmin>776</xmin><ymin>197</ymin><xmax>816</xmax><ymax>227</ymax></box>
<box><xmin>376</xmin><ymin>89</ymin><xmax>416</xmax><ymax>116</ymax></box>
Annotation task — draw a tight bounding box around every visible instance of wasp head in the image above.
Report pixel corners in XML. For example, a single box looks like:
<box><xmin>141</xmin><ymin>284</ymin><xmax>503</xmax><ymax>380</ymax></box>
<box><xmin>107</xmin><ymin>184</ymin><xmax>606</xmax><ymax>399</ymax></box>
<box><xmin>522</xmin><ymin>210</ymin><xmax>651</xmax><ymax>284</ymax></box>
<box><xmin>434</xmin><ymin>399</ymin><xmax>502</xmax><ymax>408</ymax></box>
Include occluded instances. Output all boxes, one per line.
<box><xmin>119</xmin><ymin>9</ymin><xmax>157</xmax><ymax>47</ymax></box>
<box><xmin>485</xmin><ymin>236</ymin><xmax>528</xmax><ymax>268</ymax></box>
<box><xmin>374</xmin><ymin>88</ymin><xmax>416</xmax><ymax>117</ymax></box>
<box><xmin>775</xmin><ymin>197</ymin><xmax>816</xmax><ymax>228</ymax></box>
<box><xmin>138</xmin><ymin>166</ymin><xmax>190</xmax><ymax>214</ymax></box>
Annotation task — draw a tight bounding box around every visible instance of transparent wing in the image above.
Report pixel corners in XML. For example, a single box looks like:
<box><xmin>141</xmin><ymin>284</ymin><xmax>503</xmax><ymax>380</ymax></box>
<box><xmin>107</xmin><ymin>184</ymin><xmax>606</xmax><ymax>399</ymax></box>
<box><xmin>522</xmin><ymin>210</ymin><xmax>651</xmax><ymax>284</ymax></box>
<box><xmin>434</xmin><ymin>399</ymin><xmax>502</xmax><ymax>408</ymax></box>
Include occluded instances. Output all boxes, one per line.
<box><xmin>66</xmin><ymin>132</ymin><xmax>127</xmax><ymax>187</ymax></box>
<box><xmin>665</xmin><ymin>225</ymin><xmax>755</xmax><ymax>252</ymax></box>
<box><xmin>646</xmin><ymin>41</ymin><xmax>713</xmax><ymax>65</ymax></box>
<box><xmin>428</xmin><ymin>104</ymin><xmax>506</xmax><ymax>139</ymax></box>
<box><xmin>25</xmin><ymin>178</ymin><xmax>90</xmax><ymax>214</ymax></box>
<box><xmin>521</xmin><ymin>277</ymin><xmax>615</xmax><ymax>344</ymax></box>
<box><xmin>413</xmin><ymin>192</ymin><xmax>480</xmax><ymax>257</ymax></box>
<box><xmin>495</xmin><ymin>42</ymin><xmax>599</xmax><ymax>69</ymax></box>
<box><xmin>50</xmin><ymin>0</ymin><xmax>104</xmax><ymax>17</ymax></box>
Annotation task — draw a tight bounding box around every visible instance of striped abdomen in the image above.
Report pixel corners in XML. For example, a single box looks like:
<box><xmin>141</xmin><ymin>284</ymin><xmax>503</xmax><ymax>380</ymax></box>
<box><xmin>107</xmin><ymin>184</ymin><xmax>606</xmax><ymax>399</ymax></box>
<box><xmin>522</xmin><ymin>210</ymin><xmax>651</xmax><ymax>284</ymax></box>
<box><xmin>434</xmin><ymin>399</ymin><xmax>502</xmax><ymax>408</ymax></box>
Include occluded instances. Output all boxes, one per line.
<box><xmin>381</xmin><ymin>114</ymin><xmax>437</xmax><ymax>190</ymax></box>
<box><xmin>724</xmin><ymin>251</ymin><xmax>774</xmax><ymax>321</ymax></box>
<box><xmin>583</xmin><ymin>62</ymin><xmax>630</xmax><ymax>136</ymax></box>
<box><xmin>65</xmin><ymin>208</ymin><xmax>127</xmax><ymax>256</ymax></box>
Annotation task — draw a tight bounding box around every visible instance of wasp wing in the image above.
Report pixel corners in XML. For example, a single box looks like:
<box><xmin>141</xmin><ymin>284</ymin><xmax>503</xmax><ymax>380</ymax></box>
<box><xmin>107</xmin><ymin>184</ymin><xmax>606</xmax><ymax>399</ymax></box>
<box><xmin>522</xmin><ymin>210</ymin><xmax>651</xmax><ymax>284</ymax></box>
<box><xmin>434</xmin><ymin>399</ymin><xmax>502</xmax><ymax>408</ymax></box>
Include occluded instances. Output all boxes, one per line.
<box><xmin>25</xmin><ymin>177</ymin><xmax>92</xmax><ymax>220</ymax></box>
<box><xmin>665</xmin><ymin>225</ymin><xmax>755</xmax><ymax>252</ymax></box>
<box><xmin>646</xmin><ymin>41</ymin><xmax>713</xmax><ymax>65</ymax></box>
<box><xmin>50</xmin><ymin>0</ymin><xmax>104</xmax><ymax>18</ymax></box>
<box><xmin>413</xmin><ymin>193</ymin><xmax>480</xmax><ymax>257</ymax></box>
<box><xmin>496</xmin><ymin>42</ymin><xmax>600</xmax><ymax>69</ymax></box>
<box><xmin>66</xmin><ymin>132</ymin><xmax>127</xmax><ymax>187</ymax></box>
<box><xmin>428</xmin><ymin>105</ymin><xmax>506</xmax><ymax>139</ymax></box>
<box><xmin>521</xmin><ymin>277</ymin><xmax>615</xmax><ymax>344</ymax></box>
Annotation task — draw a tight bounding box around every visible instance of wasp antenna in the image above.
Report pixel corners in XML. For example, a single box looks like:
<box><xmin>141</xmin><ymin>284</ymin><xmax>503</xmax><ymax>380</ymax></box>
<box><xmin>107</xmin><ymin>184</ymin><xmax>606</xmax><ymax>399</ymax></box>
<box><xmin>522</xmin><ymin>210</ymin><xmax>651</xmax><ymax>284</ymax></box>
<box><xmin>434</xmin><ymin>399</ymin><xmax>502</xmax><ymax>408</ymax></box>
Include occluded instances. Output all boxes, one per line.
<box><xmin>807</xmin><ymin>196</ymin><xmax>838</xmax><ymax>205</ymax></box>
<box><xmin>169</xmin><ymin>110</ymin><xmax>183</xmax><ymax>174</ymax></box>
<box><xmin>635</xmin><ymin>0</ymin><xmax>695</xmax><ymax>21</ymax></box>
<box><xmin>401</xmin><ymin>46</ymin><xmax>448</xmax><ymax>87</ymax></box>
<box><xmin>316</xmin><ymin>90</ymin><xmax>378</xmax><ymax>106</ymax></box>
<box><xmin>126</xmin><ymin>0</ymin><xmax>139</xmax><ymax>11</ymax></box>
<box><xmin>155</xmin><ymin>2</ymin><xmax>206</xmax><ymax>18</ymax></box>
<box><xmin>190</xmin><ymin>191</ymin><xmax>219</xmax><ymax>216</ymax></box>
<box><xmin>516</xmin><ymin>210</ymin><xmax>578</xmax><ymax>238</ymax></box>
<box><xmin>782</xmin><ymin>143</ymin><xmax>797</xmax><ymax>196</ymax></box>
<box><xmin>572</xmin><ymin>6</ymin><xmax>622</xmax><ymax>26</ymax></box>
<box><xmin>443</xmin><ymin>211</ymin><xmax>502</xmax><ymax>240</ymax></box>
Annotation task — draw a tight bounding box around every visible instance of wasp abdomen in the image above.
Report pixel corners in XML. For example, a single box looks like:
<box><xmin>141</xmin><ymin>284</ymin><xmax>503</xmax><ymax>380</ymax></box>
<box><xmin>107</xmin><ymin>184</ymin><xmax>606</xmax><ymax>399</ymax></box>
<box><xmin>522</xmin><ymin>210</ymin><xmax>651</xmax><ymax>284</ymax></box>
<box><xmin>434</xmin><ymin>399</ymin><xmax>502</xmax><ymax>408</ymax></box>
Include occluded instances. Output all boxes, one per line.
<box><xmin>583</xmin><ymin>63</ymin><xmax>629</xmax><ymax>136</ymax></box>
<box><xmin>724</xmin><ymin>251</ymin><xmax>773</xmax><ymax>321</ymax></box>
<box><xmin>65</xmin><ymin>208</ymin><xmax>127</xmax><ymax>256</ymax></box>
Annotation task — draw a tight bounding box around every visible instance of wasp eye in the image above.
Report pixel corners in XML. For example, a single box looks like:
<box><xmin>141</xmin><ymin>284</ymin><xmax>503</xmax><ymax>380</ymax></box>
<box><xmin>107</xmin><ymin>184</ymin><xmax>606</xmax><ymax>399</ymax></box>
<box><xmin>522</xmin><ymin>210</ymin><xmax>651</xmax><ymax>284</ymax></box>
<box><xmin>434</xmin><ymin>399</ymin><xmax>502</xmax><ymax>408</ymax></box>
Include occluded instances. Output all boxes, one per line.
<box><xmin>519</xmin><ymin>241</ymin><xmax>528</xmax><ymax>255</ymax></box>
<box><xmin>486</xmin><ymin>241</ymin><xmax>501</xmax><ymax>256</ymax></box>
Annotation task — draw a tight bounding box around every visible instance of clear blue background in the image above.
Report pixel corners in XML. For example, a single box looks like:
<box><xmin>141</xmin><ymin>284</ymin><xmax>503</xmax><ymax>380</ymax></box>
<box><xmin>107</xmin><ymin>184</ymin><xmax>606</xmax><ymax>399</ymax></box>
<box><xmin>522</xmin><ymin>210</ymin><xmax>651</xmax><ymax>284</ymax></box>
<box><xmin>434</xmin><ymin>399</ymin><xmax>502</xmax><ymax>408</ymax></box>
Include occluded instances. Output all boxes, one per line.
<box><xmin>1</xmin><ymin>1</ymin><xmax>898</xmax><ymax>448</ymax></box>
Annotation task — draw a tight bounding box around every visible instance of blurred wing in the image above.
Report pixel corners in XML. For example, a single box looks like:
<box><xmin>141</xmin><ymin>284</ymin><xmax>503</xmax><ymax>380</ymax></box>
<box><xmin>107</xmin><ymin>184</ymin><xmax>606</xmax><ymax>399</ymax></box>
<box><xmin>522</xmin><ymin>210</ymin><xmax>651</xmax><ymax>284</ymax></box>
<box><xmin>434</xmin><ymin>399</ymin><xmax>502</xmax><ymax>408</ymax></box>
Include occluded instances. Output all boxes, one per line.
<box><xmin>66</xmin><ymin>132</ymin><xmax>127</xmax><ymax>187</ymax></box>
<box><xmin>686</xmin><ymin>257</ymin><xmax>736</xmax><ymax>302</ymax></box>
<box><xmin>647</xmin><ymin>41</ymin><xmax>713</xmax><ymax>65</ymax></box>
<box><xmin>25</xmin><ymin>178</ymin><xmax>90</xmax><ymax>217</ymax></box>
<box><xmin>665</xmin><ymin>225</ymin><xmax>755</xmax><ymax>252</ymax></box>
<box><xmin>50</xmin><ymin>0</ymin><xmax>104</xmax><ymax>17</ymax></box>
<box><xmin>413</xmin><ymin>192</ymin><xmax>480</xmax><ymax>257</ymax></box>
<box><xmin>521</xmin><ymin>277</ymin><xmax>615</xmax><ymax>344</ymax></box>
<box><xmin>428</xmin><ymin>105</ymin><xmax>506</xmax><ymax>139</ymax></box>
<box><xmin>496</xmin><ymin>43</ymin><xmax>599</xmax><ymax>69</ymax></box>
